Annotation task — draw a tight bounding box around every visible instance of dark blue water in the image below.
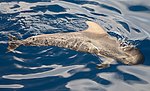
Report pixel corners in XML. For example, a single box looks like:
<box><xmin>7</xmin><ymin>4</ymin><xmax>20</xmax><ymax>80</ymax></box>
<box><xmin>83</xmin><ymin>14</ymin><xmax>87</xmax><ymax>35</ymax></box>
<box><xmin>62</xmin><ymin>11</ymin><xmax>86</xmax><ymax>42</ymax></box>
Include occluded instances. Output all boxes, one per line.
<box><xmin>0</xmin><ymin>0</ymin><xmax>150</xmax><ymax>91</ymax></box>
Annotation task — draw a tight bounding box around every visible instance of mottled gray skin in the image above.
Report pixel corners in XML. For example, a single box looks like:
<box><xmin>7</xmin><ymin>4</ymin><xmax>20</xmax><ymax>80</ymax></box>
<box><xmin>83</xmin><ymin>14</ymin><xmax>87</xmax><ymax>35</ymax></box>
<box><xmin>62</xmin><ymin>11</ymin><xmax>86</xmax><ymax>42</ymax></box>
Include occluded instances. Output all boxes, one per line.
<box><xmin>20</xmin><ymin>32</ymin><xmax>143</xmax><ymax>65</ymax></box>
<box><xmin>8</xmin><ymin>21</ymin><xmax>144</xmax><ymax>66</ymax></box>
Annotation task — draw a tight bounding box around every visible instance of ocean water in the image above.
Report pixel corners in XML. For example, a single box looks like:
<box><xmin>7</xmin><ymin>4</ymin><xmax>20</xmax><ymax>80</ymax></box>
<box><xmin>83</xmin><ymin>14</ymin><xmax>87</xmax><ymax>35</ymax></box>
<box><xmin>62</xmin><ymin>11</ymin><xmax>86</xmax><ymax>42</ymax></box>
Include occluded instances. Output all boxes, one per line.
<box><xmin>0</xmin><ymin>0</ymin><xmax>150</xmax><ymax>91</ymax></box>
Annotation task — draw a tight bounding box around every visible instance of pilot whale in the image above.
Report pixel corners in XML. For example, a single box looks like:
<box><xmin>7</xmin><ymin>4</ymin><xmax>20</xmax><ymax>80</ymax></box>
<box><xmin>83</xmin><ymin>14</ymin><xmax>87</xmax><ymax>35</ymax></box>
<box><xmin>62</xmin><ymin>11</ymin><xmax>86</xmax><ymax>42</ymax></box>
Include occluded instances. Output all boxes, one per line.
<box><xmin>8</xmin><ymin>21</ymin><xmax>144</xmax><ymax>68</ymax></box>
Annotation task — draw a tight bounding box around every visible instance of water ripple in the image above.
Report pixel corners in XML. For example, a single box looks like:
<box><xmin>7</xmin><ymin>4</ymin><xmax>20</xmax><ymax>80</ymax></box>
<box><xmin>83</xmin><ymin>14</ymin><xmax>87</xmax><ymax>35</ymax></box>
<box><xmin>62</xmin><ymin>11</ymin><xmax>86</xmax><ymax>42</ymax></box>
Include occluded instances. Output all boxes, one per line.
<box><xmin>0</xmin><ymin>84</ymin><xmax>24</xmax><ymax>89</ymax></box>
<box><xmin>0</xmin><ymin>0</ymin><xmax>150</xmax><ymax>91</ymax></box>
<box><xmin>2</xmin><ymin>65</ymin><xmax>89</xmax><ymax>80</ymax></box>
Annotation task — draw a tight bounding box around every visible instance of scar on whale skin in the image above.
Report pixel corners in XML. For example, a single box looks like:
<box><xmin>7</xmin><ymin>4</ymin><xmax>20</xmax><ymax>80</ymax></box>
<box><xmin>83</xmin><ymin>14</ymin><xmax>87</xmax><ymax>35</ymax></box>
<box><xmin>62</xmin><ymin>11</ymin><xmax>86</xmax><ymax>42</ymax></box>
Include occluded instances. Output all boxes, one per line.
<box><xmin>7</xmin><ymin>21</ymin><xmax>144</xmax><ymax>69</ymax></box>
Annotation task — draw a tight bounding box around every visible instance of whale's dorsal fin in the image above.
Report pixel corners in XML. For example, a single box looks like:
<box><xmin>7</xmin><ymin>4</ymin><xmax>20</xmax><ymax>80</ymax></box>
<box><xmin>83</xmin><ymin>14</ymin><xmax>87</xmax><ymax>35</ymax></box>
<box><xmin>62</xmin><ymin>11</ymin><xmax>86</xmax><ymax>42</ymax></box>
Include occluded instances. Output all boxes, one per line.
<box><xmin>83</xmin><ymin>21</ymin><xmax>107</xmax><ymax>35</ymax></box>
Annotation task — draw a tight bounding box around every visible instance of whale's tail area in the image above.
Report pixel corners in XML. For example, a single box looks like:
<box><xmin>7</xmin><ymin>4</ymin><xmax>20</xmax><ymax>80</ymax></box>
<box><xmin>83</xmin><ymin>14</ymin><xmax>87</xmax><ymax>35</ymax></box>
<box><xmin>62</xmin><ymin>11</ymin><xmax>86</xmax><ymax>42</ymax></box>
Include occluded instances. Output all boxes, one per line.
<box><xmin>7</xmin><ymin>34</ymin><xmax>21</xmax><ymax>52</ymax></box>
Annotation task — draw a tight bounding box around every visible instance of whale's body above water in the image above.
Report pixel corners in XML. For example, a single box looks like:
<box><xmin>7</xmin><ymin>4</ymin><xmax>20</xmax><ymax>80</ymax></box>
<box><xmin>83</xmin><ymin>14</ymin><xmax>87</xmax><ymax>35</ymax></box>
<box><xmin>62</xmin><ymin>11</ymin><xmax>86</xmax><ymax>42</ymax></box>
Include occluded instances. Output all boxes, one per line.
<box><xmin>8</xmin><ymin>21</ymin><xmax>144</xmax><ymax>68</ymax></box>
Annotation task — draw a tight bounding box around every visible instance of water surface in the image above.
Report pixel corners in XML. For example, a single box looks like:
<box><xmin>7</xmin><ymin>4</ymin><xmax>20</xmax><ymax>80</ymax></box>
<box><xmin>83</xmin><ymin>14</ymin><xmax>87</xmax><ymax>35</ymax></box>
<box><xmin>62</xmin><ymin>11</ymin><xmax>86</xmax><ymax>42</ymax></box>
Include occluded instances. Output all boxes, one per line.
<box><xmin>0</xmin><ymin>0</ymin><xmax>150</xmax><ymax>91</ymax></box>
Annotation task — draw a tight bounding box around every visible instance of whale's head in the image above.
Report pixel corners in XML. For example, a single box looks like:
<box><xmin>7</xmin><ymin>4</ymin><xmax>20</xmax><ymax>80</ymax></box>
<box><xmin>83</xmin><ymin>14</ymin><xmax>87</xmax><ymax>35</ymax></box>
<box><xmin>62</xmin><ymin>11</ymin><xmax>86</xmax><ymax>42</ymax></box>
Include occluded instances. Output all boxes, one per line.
<box><xmin>119</xmin><ymin>44</ymin><xmax>144</xmax><ymax>65</ymax></box>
